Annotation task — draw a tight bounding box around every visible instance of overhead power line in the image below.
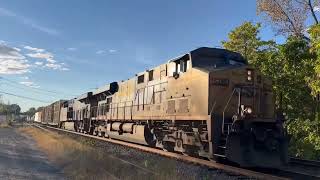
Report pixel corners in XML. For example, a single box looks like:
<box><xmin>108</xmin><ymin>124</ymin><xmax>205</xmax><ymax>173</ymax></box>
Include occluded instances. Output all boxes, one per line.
<box><xmin>1</xmin><ymin>82</ymin><xmax>64</xmax><ymax>98</ymax></box>
<box><xmin>0</xmin><ymin>77</ymin><xmax>77</xmax><ymax>97</ymax></box>
<box><xmin>0</xmin><ymin>90</ymin><xmax>51</xmax><ymax>103</ymax></box>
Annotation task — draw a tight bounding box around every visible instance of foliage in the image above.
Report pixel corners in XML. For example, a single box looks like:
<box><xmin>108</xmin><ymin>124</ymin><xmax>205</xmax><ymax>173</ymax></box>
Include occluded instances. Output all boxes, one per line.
<box><xmin>23</xmin><ymin>107</ymin><xmax>37</xmax><ymax>117</ymax></box>
<box><xmin>222</xmin><ymin>22</ymin><xmax>262</xmax><ymax>64</ymax></box>
<box><xmin>274</xmin><ymin>37</ymin><xmax>315</xmax><ymax>120</ymax></box>
<box><xmin>287</xmin><ymin>117</ymin><xmax>320</xmax><ymax>160</ymax></box>
<box><xmin>0</xmin><ymin>103</ymin><xmax>21</xmax><ymax>115</ymax></box>
<box><xmin>308</xmin><ymin>24</ymin><xmax>320</xmax><ymax>96</ymax></box>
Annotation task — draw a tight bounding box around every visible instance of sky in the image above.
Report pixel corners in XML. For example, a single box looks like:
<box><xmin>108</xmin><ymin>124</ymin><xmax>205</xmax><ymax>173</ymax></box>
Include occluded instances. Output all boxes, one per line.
<box><xmin>0</xmin><ymin>0</ymin><xmax>280</xmax><ymax>111</ymax></box>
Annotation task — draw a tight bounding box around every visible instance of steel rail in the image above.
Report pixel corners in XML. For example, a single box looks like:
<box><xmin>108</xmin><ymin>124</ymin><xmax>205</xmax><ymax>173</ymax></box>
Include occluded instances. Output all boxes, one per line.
<box><xmin>272</xmin><ymin>157</ymin><xmax>320</xmax><ymax>179</ymax></box>
<box><xmin>32</xmin><ymin>124</ymin><xmax>288</xmax><ymax>180</ymax></box>
<box><xmin>289</xmin><ymin>157</ymin><xmax>320</xmax><ymax>167</ymax></box>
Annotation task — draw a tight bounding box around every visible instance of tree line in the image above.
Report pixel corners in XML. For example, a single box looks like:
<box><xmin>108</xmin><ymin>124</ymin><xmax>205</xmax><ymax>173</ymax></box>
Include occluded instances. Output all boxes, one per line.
<box><xmin>0</xmin><ymin>103</ymin><xmax>37</xmax><ymax>117</ymax></box>
<box><xmin>222</xmin><ymin>0</ymin><xmax>320</xmax><ymax>160</ymax></box>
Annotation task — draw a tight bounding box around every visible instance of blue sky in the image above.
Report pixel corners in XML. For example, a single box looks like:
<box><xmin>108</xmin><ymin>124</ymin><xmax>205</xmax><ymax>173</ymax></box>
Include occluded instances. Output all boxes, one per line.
<box><xmin>0</xmin><ymin>0</ymin><xmax>279</xmax><ymax>111</ymax></box>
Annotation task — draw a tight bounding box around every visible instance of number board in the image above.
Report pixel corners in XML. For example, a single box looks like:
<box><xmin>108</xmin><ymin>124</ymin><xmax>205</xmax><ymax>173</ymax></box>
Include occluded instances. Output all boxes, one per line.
<box><xmin>212</xmin><ymin>78</ymin><xmax>229</xmax><ymax>87</ymax></box>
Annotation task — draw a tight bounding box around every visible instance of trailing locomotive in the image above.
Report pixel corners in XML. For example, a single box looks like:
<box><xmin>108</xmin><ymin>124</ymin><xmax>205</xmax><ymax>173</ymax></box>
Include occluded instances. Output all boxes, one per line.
<box><xmin>38</xmin><ymin>47</ymin><xmax>289</xmax><ymax>168</ymax></box>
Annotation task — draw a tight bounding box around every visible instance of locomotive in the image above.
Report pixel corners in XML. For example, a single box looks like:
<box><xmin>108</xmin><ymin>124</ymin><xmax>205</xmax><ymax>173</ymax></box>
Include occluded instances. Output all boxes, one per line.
<box><xmin>37</xmin><ymin>47</ymin><xmax>288</xmax><ymax>168</ymax></box>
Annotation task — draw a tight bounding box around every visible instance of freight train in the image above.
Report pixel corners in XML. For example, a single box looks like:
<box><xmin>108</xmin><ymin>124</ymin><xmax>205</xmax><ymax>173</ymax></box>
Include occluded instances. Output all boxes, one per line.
<box><xmin>35</xmin><ymin>47</ymin><xmax>289</xmax><ymax>168</ymax></box>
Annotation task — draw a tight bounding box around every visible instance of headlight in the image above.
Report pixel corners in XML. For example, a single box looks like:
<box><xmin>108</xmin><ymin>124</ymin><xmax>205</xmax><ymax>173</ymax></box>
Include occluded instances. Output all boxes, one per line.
<box><xmin>247</xmin><ymin>70</ymin><xmax>252</xmax><ymax>75</ymax></box>
<box><xmin>246</xmin><ymin>107</ymin><xmax>253</xmax><ymax>114</ymax></box>
<box><xmin>247</xmin><ymin>76</ymin><xmax>252</xmax><ymax>81</ymax></box>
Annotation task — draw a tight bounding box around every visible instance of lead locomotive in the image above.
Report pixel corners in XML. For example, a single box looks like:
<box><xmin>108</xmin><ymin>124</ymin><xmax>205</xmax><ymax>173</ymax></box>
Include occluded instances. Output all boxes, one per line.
<box><xmin>38</xmin><ymin>47</ymin><xmax>288</xmax><ymax>168</ymax></box>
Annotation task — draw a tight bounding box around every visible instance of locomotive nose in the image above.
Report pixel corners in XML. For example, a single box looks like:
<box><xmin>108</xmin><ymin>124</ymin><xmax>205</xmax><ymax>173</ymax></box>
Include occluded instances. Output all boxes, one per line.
<box><xmin>231</xmin><ymin>67</ymin><xmax>274</xmax><ymax>119</ymax></box>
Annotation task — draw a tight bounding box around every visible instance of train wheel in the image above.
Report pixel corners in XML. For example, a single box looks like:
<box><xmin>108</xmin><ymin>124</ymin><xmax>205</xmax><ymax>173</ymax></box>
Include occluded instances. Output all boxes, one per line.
<box><xmin>162</xmin><ymin>142</ymin><xmax>175</xmax><ymax>152</ymax></box>
<box><xmin>100</xmin><ymin>132</ymin><xmax>105</xmax><ymax>137</ymax></box>
<box><xmin>182</xmin><ymin>145</ymin><xmax>198</xmax><ymax>157</ymax></box>
<box><xmin>93</xmin><ymin>131</ymin><xmax>98</xmax><ymax>136</ymax></box>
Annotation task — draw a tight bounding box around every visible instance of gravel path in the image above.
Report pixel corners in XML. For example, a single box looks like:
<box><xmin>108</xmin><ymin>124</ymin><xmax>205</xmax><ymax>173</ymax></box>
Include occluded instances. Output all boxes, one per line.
<box><xmin>0</xmin><ymin>127</ymin><xmax>64</xmax><ymax>180</ymax></box>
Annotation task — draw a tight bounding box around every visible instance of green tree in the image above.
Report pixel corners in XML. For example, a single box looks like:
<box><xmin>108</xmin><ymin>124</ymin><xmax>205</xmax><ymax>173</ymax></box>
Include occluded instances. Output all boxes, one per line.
<box><xmin>0</xmin><ymin>103</ymin><xmax>21</xmax><ymax>115</ymax></box>
<box><xmin>24</xmin><ymin>107</ymin><xmax>37</xmax><ymax>117</ymax></box>
<box><xmin>8</xmin><ymin>104</ymin><xmax>21</xmax><ymax>115</ymax></box>
<box><xmin>308</xmin><ymin>24</ymin><xmax>320</xmax><ymax>96</ymax></box>
<box><xmin>222</xmin><ymin>22</ymin><xmax>262</xmax><ymax>64</ymax></box>
<box><xmin>0</xmin><ymin>104</ymin><xmax>9</xmax><ymax>114</ymax></box>
<box><xmin>277</xmin><ymin>37</ymin><xmax>315</xmax><ymax>120</ymax></box>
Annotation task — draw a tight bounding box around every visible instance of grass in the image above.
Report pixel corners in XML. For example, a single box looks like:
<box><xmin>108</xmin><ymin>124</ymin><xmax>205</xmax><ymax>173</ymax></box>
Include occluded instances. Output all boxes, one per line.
<box><xmin>19</xmin><ymin>127</ymin><xmax>108</xmax><ymax>179</ymax></box>
<box><xmin>18</xmin><ymin>127</ymin><xmax>183</xmax><ymax>180</ymax></box>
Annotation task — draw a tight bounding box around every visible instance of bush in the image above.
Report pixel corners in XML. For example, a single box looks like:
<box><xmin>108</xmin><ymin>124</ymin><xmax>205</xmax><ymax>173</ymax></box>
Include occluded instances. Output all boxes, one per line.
<box><xmin>287</xmin><ymin>117</ymin><xmax>320</xmax><ymax>160</ymax></box>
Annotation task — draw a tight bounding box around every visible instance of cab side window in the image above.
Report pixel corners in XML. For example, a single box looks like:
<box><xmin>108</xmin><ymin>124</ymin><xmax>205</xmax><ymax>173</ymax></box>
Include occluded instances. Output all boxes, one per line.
<box><xmin>148</xmin><ymin>70</ymin><xmax>154</xmax><ymax>81</ymax></box>
<box><xmin>180</xmin><ymin>59</ymin><xmax>188</xmax><ymax>72</ymax></box>
<box><xmin>175</xmin><ymin>61</ymin><xmax>181</xmax><ymax>73</ymax></box>
<box><xmin>176</xmin><ymin>59</ymin><xmax>190</xmax><ymax>73</ymax></box>
<box><xmin>106</xmin><ymin>97</ymin><xmax>112</xmax><ymax>113</ymax></box>
<box><xmin>138</xmin><ymin>74</ymin><xmax>144</xmax><ymax>84</ymax></box>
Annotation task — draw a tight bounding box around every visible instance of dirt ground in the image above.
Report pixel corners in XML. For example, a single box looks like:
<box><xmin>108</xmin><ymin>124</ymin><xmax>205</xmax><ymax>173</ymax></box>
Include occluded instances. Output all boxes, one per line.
<box><xmin>0</xmin><ymin>126</ymin><xmax>64</xmax><ymax>180</ymax></box>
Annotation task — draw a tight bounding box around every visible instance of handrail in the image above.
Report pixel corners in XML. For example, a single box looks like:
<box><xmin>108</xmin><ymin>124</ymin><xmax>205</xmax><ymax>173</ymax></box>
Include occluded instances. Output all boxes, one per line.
<box><xmin>222</xmin><ymin>88</ymin><xmax>238</xmax><ymax>135</ymax></box>
<box><xmin>209</xmin><ymin>101</ymin><xmax>217</xmax><ymax>116</ymax></box>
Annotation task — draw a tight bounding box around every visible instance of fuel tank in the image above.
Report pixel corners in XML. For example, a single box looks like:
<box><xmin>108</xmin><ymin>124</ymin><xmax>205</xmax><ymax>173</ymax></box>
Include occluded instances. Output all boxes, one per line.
<box><xmin>106</xmin><ymin>123</ymin><xmax>155</xmax><ymax>146</ymax></box>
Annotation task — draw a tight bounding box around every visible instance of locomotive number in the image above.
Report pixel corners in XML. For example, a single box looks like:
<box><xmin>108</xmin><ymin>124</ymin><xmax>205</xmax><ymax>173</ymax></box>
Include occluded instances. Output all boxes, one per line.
<box><xmin>212</xmin><ymin>78</ymin><xmax>229</xmax><ymax>87</ymax></box>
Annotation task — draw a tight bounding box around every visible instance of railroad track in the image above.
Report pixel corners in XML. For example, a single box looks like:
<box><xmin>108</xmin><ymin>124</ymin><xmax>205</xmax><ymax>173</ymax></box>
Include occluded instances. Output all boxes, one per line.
<box><xmin>248</xmin><ymin>154</ymin><xmax>320</xmax><ymax>179</ymax></box>
<box><xmin>290</xmin><ymin>157</ymin><xmax>320</xmax><ymax>167</ymax></box>
<box><xmin>31</xmin><ymin>124</ymin><xmax>287</xmax><ymax>180</ymax></box>
<box><xmin>273</xmin><ymin>157</ymin><xmax>320</xmax><ymax>179</ymax></box>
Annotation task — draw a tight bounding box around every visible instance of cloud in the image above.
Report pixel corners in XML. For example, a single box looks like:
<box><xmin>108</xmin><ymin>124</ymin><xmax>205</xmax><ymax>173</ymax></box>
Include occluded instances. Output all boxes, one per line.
<box><xmin>34</xmin><ymin>61</ymin><xmax>43</xmax><ymax>66</ymax></box>
<box><xmin>314</xmin><ymin>6</ymin><xmax>320</xmax><ymax>12</ymax></box>
<box><xmin>13</xmin><ymin>47</ymin><xmax>21</xmax><ymax>52</ymax></box>
<box><xmin>96</xmin><ymin>49</ymin><xmax>117</xmax><ymax>54</ymax></box>
<box><xmin>24</xmin><ymin>46</ymin><xmax>45</xmax><ymax>53</ymax></box>
<box><xmin>46</xmin><ymin>58</ymin><xmax>56</xmax><ymax>63</ymax></box>
<box><xmin>19</xmin><ymin>81</ymin><xmax>40</xmax><ymax>88</ymax></box>
<box><xmin>67</xmin><ymin>47</ymin><xmax>77</xmax><ymax>51</ymax></box>
<box><xmin>26</xmin><ymin>52</ymin><xmax>53</xmax><ymax>59</ymax></box>
<box><xmin>24</xmin><ymin>45</ymin><xmax>69</xmax><ymax>71</ymax></box>
<box><xmin>96</xmin><ymin>50</ymin><xmax>106</xmax><ymax>54</ymax></box>
<box><xmin>0</xmin><ymin>7</ymin><xmax>59</xmax><ymax>36</ymax></box>
<box><xmin>45</xmin><ymin>63</ymin><xmax>69</xmax><ymax>71</ymax></box>
<box><xmin>61</xmin><ymin>67</ymin><xmax>69</xmax><ymax>71</ymax></box>
<box><xmin>0</xmin><ymin>43</ymin><xmax>69</xmax><ymax>74</ymax></box>
<box><xmin>0</xmin><ymin>44</ymin><xmax>30</xmax><ymax>74</ymax></box>
<box><xmin>109</xmin><ymin>49</ymin><xmax>117</xmax><ymax>53</ymax></box>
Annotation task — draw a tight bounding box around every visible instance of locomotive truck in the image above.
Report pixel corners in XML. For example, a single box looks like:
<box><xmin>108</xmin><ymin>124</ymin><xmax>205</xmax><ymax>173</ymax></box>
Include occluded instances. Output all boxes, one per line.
<box><xmin>39</xmin><ymin>47</ymin><xmax>288</xmax><ymax>168</ymax></box>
